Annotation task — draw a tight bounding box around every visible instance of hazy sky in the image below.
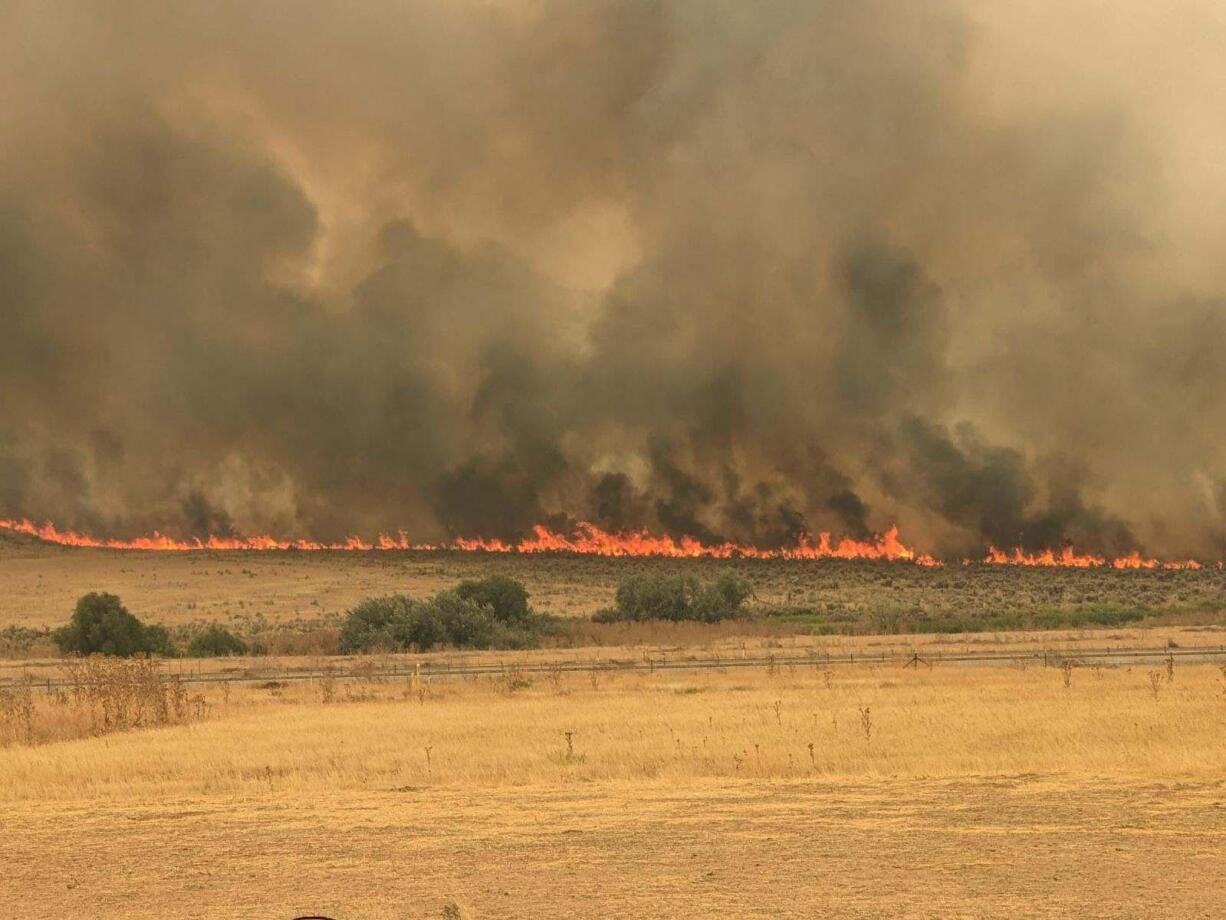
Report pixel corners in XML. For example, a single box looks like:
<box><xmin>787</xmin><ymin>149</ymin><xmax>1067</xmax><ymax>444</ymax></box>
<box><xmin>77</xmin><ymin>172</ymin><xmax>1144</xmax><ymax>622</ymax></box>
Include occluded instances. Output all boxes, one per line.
<box><xmin>2</xmin><ymin>1</ymin><xmax>1225</xmax><ymax>557</ymax></box>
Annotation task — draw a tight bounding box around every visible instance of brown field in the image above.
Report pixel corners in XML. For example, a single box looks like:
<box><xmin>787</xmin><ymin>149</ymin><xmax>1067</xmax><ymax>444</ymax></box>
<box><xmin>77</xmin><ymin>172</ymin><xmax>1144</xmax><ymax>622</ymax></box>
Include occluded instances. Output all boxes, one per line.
<box><xmin>3</xmin><ymin>534</ymin><xmax>1225</xmax><ymax>635</ymax></box>
<box><xmin>4</xmin><ymin>540</ymin><xmax>1226</xmax><ymax>918</ymax></box>
<box><xmin>4</xmin><ymin>651</ymin><xmax>1226</xmax><ymax>917</ymax></box>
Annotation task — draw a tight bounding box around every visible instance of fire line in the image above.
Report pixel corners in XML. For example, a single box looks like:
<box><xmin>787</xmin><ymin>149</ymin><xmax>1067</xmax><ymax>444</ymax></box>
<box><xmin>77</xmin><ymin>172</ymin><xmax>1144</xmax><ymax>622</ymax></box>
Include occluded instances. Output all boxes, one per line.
<box><xmin>0</xmin><ymin>517</ymin><xmax>1216</xmax><ymax>569</ymax></box>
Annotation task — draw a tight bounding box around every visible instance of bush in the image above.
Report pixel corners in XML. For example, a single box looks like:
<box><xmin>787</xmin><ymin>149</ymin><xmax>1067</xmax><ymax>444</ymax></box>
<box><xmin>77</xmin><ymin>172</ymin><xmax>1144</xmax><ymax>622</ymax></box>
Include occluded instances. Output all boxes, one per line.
<box><xmin>339</xmin><ymin>595</ymin><xmax>422</xmax><ymax>653</ymax></box>
<box><xmin>53</xmin><ymin>592</ymin><xmax>176</xmax><ymax>657</ymax></box>
<box><xmin>0</xmin><ymin>625</ymin><xmax>54</xmax><ymax>658</ymax></box>
<box><xmin>339</xmin><ymin>578</ymin><xmax>547</xmax><ymax>654</ymax></box>
<box><xmin>187</xmin><ymin>624</ymin><xmax>249</xmax><ymax>657</ymax></box>
<box><xmin>692</xmin><ymin>572</ymin><xmax>754</xmax><ymax>621</ymax></box>
<box><xmin>610</xmin><ymin>574</ymin><xmax>691</xmax><ymax>622</ymax></box>
<box><xmin>595</xmin><ymin>572</ymin><xmax>753</xmax><ymax>623</ymax></box>
<box><xmin>455</xmin><ymin>575</ymin><xmax>531</xmax><ymax>623</ymax></box>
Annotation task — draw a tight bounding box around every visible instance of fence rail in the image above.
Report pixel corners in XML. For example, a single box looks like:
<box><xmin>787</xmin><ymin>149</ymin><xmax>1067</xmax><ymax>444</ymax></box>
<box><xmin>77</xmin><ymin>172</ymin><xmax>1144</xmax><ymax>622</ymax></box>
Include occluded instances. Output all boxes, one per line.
<box><xmin>4</xmin><ymin>644</ymin><xmax>1225</xmax><ymax>691</ymax></box>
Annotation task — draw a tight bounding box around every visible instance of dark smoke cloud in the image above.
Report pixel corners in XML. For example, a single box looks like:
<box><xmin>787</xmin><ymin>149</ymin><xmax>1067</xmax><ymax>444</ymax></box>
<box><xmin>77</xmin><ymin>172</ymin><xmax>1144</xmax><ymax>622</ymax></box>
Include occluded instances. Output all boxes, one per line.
<box><xmin>895</xmin><ymin>418</ymin><xmax>1137</xmax><ymax>557</ymax></box>
<box><xmin>1</xmin><ymin>1</ymin><xmax>1224</xmax><ymax>556</ymax></box>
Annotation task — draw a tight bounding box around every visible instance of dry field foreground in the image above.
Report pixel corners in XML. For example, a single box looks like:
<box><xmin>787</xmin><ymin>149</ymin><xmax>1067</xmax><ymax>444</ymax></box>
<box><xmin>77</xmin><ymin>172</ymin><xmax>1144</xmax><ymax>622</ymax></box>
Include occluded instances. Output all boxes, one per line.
<box><xmin>3</xmin><ymin>661</ymin><xmax>1226</xmax><ymax>918</ymax></box>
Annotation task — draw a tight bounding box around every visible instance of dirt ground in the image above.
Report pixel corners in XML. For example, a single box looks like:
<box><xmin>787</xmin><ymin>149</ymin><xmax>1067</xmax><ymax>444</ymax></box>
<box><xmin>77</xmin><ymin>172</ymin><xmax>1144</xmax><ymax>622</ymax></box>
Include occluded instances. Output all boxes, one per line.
<box><xmin>3</xmin><ymin>777</ymin><xmax>1223</xmax><ymax>919</ymax></box>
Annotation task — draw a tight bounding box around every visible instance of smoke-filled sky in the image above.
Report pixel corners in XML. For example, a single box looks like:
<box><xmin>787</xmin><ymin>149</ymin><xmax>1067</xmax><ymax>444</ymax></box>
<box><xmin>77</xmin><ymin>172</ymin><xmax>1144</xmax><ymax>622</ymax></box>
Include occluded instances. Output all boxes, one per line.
<box><xmin>2</xmin><ymin>1</ymin><xmax>1226</xmax><ymax>557</ymax></box>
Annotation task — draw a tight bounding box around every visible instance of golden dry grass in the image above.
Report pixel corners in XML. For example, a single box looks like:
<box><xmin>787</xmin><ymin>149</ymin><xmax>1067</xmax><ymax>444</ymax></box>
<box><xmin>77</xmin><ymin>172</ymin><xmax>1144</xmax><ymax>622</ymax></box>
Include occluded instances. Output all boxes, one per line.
<box><xmin>5</xmin><ymin>661</ymin><xmax>1224</xmax><ymax>798</ymax></box>
<box><xmin>5</xmin><ymin>776</ymin><xmax>1224</xmax><ymax>919</ymax></box>
<box><xmin>2</xmin><ymin>658</ymin><xmax>1226</xmax><ymax>917</ymax></box>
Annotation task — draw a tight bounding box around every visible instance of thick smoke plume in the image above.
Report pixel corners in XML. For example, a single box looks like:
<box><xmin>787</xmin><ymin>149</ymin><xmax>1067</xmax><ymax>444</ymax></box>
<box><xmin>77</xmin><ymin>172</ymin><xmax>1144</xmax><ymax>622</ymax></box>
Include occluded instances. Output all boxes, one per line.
<box><xmin>2</xmin><ymin>1</ymin><xmax>1225</xmax><ymax>558</ymax></box>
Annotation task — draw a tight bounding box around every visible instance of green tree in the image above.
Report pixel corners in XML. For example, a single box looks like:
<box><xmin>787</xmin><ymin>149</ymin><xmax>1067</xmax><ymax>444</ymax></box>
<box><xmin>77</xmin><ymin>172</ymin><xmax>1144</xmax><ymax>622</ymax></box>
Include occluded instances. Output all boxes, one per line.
<box><xmin>53</xmin><ymin>592</ymin><xmax>175</xmax><ymax>657</ymax></box>
<box><xmin>454</xmin><ymin>575</ymin><xmax>531</xmax><ymax>623</ymax></box>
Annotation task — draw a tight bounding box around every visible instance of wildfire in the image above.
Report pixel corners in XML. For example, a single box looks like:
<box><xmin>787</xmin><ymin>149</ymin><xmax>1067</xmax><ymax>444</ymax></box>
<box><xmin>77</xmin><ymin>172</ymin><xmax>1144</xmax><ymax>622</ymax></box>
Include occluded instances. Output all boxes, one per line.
<box><xmin>0</xmin><ymin>518</ymin><xmax>380</xmax><ymax>552</ymax></box>
<box><xmin>0</xmin><ymin>517</ymin><xmax>1214</xmax><ymax>569</ymax></box>
<box><xmin>982</xmin><ymin>545</ymin><xmax>1105</xmax><ymax>568</ymax></box>
<box><xmin>449</xmin><ymin>522</ymin><xmax>942</xmax><ymax>565</ymax></box>
<box><xmin>0</xmin><ymin>517</ymin><xmax>940</xmax><ymax>564</ymax></box>
<box><xmin>1109</xmin><ymin>552</ymin><xmax>1202</xmax><ymax>571</ymax></box>
<box><xmin>982</xmin><ymin>544</ymin><xmax>1204</xmax><ymax>570</ymax></box>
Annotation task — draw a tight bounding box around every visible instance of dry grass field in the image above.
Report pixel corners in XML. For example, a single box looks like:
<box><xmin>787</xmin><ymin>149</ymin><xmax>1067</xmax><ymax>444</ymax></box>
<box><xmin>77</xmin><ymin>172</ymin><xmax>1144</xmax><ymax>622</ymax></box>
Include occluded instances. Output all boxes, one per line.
<box><xmin>3</xmin><ymin>654</ymin><xmax>1226</xmax><ymax>917</ymax></box>
<box><xmin>3</xmin><ymin>540</ymin><xmax>1226</xmax><ymax>917</ymax></box>
<box><xmin>3</xmin><ymin>534</ymin><xmax>1224</xmax><ymax>637</ymax></box>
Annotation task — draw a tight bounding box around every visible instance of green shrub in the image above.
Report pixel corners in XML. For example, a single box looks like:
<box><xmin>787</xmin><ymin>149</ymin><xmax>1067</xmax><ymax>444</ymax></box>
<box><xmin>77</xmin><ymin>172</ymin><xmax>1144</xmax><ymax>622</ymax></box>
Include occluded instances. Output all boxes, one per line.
<box><xmin>53</xmin><ymin>592</ymin><xmax>176</xmax><ymax>657</ymax></box>
<box><xmin>1030</xmin><ymin>606</ymin><xmax>1145</xmax><ymax>630</ymax></box>
<box><xmin>339</xmin><ymin>578</ymin><xmax>547</xmax><ymax>653</ymax></box>
<box><xmin>339</xmin><ymin>595</ymin><xmax>421</xmax><ymax>653</ymax></box>
<box><xmin>455</xmin><ymin>575</ymin><xmax>531</xmax><ymax>623</ymax></box>
<box><xmin>692</xmin><ymin>573</ymin><xmax>754</xmax><ymax>621</ymax></box>
<box><xmin>595</xmin><ymin>572</ymin><xmax>752</xmax><ymax>623</ymax></box>
<box><xmin>607</xmin><ymin>574</ymin><xmax>692</xmax><ymax>622</ymax></box>
<box><xmin>432</xmin><ymin>591</ymin><xmax>496</xmax><ymax>648</ymax></box>
<box><xmin>187</xmin><ymin>624</ymin><xmax>249</xmax><ymax>657</ymax></box>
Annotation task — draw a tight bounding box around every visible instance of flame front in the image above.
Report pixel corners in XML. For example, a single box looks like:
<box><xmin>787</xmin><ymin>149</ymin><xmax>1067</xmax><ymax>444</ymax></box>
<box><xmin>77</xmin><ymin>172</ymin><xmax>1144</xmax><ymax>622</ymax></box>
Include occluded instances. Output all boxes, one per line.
<box><xmin>0</xmin><ymin>518</ymin><xmax>379</xmax><ymax>552</ymax></box>
<box><xmin>450</xmin><ymin>522</ymin><xmax>941</xmax><ymax>565</ymax></box>
<box><xmin>981</xmin><ymin>544</ymin><xmax>1204</xmax><ymax>570</ymax></box>
<box><xmin>0</xmin><ymin>517</ymin><xmax>940</xmax><ymax>563</ymax></box>
<box><xmin>1106</xmin><ymin>551</ymin><xmax>1202</xmax><ymax>571</ymax></box>
<box><xmin>0</xmin><ymin>517</ymin><xmax>1215</xmax><ymax>569</ymax></box>
<box><xmin>982</xmin><ymin>545</ymin><xmax>1105</xmax><ymax>568</ymax></box>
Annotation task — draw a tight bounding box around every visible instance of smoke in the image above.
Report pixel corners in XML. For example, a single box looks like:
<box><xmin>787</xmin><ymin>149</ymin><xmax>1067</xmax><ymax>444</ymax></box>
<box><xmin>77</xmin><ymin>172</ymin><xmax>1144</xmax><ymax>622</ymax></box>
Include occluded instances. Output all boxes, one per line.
<box><xmin>1</xmin><ymin>0</ymin><xmax>1225</xmax><ymax>556</ymax></box>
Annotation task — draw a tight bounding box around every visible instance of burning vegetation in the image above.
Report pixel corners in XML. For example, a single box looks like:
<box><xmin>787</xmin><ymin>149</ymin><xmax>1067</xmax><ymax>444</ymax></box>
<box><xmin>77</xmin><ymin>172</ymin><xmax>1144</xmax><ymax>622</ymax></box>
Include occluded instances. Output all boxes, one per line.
<box><xmin>1</xmin><ymin>517</ymin><xmax>1216</xmax><ymax>570</ymax></box>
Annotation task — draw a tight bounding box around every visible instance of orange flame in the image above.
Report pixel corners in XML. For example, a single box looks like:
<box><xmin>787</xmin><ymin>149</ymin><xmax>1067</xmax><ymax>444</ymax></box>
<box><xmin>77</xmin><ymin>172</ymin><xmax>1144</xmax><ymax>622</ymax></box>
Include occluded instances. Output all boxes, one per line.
<box><xmin>0</xmin><ymin>517</ymin><xmax>1214</xmax><ymax>569</ymax></box>
<box><xmin>983</xmin><ymin>544</ymin><xmax>1204</xmax><ymax>570</ymax></box>
<box><xmin>983</xmin><ymin>544</ymin><xmax>1105</xmax><ymax>568</ymax></box>
<box><xmin>0</xmin><ymin>518</ymin><xmax>379</xmax><ymax>552</ymax></box>
<box><xmin>0</xmin><ymin>517</ymin><xmax>941</xmax><ymax>564</ymax></box>
<box><xmin>1109</xmin><ymin>552</ymin><xmax>1202</xmax><ymax>571</ymax></box>
<box><xmin>447</xmin><ymin>522</ymin><xmax>942</xmax><ymax>565</ymax></box>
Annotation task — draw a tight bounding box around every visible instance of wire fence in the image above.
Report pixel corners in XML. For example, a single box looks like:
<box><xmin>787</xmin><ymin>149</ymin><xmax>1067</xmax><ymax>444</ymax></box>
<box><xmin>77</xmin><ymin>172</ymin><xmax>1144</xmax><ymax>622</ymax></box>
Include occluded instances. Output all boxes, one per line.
<box><xmin>4</xmin><ymin>643</ymin><xmax>1224</xmax><ymax>691</ymax></box>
